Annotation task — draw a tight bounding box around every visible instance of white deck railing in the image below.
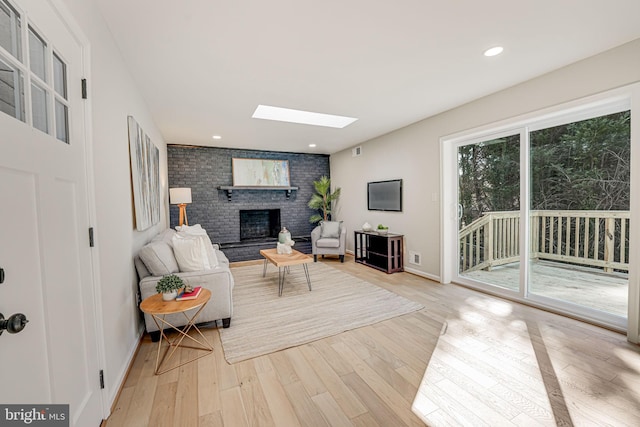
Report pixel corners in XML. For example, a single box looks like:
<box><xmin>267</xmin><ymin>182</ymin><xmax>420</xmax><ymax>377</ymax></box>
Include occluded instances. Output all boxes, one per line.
<box><xmin>459</xmin><ymin>210</ymin><xmax>630</xmax><ymax>273</ymax></box>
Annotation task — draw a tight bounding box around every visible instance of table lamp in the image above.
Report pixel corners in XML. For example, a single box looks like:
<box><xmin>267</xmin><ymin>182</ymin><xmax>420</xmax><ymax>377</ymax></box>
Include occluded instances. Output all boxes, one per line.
<box><xmin>169</xmin><ymin>187</ymin><xmax>192</xmax><ymax>226</ymax></box>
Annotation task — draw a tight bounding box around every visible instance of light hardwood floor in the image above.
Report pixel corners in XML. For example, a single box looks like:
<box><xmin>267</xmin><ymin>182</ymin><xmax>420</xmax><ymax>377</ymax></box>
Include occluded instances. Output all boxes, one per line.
<box><xmin>105</xmin><ymin>256</ymin><xmax>640</xmax><ymax>426</ymax></box>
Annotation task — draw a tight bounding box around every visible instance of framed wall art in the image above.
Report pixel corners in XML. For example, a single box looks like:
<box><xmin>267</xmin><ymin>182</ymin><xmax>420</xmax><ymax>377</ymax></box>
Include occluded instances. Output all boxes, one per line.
<box><xmin>232</xmin><ymin>158</ymin><xmax>291</xmax><ymax>187</ymax></box>
<box><xmin>128</xmin><ymin>116</ymin><xmax>160</xmax><ymax>231</ymax></box>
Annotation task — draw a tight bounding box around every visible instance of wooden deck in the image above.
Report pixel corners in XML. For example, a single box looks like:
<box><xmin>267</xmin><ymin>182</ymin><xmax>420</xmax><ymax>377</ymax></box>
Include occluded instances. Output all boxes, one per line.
<box><xmin>462</xmin><ymin>260</ymin><xmax>628</xmax><ymax>317</ymax></box>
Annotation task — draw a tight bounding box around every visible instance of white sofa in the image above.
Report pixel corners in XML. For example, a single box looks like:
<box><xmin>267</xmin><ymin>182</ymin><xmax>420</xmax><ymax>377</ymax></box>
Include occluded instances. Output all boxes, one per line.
<box><xmin>134</xmin><ymin>227</ymin><xmax>234</xmax><ymax>341</ymax></box>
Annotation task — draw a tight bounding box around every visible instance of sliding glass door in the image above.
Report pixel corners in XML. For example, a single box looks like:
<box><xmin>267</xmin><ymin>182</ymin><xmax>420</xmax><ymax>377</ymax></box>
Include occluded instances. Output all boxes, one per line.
<box><xmin>528</xmin><ymin>111</ymin><xmax>630</xmax><ymax>318</ymax></box>
<box><xmin>453</xmin><ymin>107</ymin><xmax>630</xmax><ymax>328</ymax></box>
<box><xmin>458</xmin><ymin>132</ymin><xmax>522</xmax><ymax>293</ymax></box>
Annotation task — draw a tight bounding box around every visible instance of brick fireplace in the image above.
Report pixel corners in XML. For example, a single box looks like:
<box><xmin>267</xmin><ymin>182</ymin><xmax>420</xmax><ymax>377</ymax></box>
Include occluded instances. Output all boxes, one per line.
<box><xmin>240</xmin><ymin>209</ymin><xmax>281</xmax><ymax>241</ymax></box>
<box><xmin>168</xmin><ymin>145</ymin><xmax>330</xmax><ymax>261</ymax></box>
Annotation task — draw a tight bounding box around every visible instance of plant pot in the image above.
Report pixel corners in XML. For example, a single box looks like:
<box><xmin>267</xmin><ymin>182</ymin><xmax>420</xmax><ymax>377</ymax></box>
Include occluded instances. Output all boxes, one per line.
<box><xmin>162</xmin><ymin>291</ymin><xmax>178</xmax><ymax>301</ymax></box>
<box><xmin>377</xmin><ymin>229</ymin><xmax>388</xmax><ymax>235</ymax></box>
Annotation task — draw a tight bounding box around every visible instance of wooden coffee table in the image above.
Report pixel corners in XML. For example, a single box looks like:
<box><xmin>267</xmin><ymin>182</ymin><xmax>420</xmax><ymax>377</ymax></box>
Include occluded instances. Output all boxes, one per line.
<box><xmin>260</xmin><ymin>248</ymin><xmax>312</xmax><ymax>296</ymax></box>
<box><xmin>139</xmin><ymin>288</ymin><xmax>213</xmax><ymax>374</ymax></box>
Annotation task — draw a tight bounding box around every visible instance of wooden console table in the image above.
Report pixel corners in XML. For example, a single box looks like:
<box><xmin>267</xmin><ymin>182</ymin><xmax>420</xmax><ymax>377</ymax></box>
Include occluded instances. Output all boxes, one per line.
<box><xmin>354</xmin><ymin>230</ymin><xmax>404</xmax><ymax>273</ymax></box>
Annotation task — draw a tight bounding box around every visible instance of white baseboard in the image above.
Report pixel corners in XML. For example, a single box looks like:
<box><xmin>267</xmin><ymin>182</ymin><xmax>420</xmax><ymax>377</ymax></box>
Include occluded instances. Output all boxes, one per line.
<box><xmin>105</xmin><ymin>325</ymin><xmax>145</xmax><ymax>417</ymax></box>
<box><xmin>347</xmin><ymin>250</ymin><xmax>440</xmax><ymax>282</ymax></box>
<box><xmin>403</xmin><ymin>266</ymin><xmax>441</xmax><ymax>283</ymax></box>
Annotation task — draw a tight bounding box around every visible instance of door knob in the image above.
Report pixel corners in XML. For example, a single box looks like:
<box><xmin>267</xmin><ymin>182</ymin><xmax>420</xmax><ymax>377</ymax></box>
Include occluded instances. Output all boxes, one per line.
<box><xmin>0</xmin><ymin>312</ymin><xmax>29</xmax><ymax>335</ymax></box>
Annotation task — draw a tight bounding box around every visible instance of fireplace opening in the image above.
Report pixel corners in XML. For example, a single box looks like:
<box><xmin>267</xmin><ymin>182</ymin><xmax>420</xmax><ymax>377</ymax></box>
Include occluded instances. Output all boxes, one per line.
<box><xmin>239</xmin><ymin>209</ymin><xmax>281</xmax><ymax>241</ymax></box>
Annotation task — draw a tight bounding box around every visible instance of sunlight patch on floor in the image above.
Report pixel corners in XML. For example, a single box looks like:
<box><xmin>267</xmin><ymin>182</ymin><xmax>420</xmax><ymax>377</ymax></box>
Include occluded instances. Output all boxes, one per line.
<box><xmin>412</xmin><ymin>316</ymin><xmax>556</xmax><ymax>426</ymax></box>
<box><xmin>465</xmin><ymin>295</ymin><xmax>515</xmax><ymax>316</ymax></box>
<box><xmin>614</xmin><ymin>347</ymin><xmax>640</xmax><ymax>373</ymax></box>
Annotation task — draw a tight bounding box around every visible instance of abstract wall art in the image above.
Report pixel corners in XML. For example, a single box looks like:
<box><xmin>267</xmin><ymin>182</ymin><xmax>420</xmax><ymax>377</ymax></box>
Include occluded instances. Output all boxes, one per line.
<box><xmin>128</xmin><ymin>116</ymin><xmax>160</xmax><ymax>230</ymax></box>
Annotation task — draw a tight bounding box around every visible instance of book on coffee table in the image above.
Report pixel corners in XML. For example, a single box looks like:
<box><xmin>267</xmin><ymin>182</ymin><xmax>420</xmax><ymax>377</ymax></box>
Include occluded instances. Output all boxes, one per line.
<box><xmin>176</xmin><ymin>286</ymin><xmax>202</xmax><ymax>301</ymax></box>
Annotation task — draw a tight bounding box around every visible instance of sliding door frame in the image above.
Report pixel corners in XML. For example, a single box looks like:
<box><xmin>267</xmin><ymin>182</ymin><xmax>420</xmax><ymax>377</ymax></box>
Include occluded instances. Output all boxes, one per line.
<box><xmin>441</xmin><ymin>84</ymin><xmax>640</xmax><ymax>342</ymax></box>
<box><xmin>449</xmin><ymin>127</ymin><xmax>528</xmax><ymax>298</ymax></box>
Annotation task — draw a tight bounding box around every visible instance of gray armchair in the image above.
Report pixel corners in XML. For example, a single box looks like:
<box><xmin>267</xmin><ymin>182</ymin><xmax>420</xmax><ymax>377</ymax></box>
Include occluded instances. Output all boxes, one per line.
<box><xmin>311</xmin><ymin>222</ymin><xmax>347</xmax><ymax>262</ymax></box>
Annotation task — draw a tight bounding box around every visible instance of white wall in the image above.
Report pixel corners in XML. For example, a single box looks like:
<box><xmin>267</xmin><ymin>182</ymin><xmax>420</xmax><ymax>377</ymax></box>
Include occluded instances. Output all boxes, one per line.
<box><xmin>59</xmin><ymin>0</ymin><xmax>168</xmax><ymax>410</ymax></box>
<box><xmin>331</xmin><ymin>38</ymin><xmax>640</xmax><ymax>281</ymax></box>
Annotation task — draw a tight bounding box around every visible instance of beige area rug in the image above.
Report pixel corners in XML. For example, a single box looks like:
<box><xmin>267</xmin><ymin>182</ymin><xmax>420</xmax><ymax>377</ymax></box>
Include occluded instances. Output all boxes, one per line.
<box><xmin>219</xmin><ymin>261</ymin><xmax>424</xmax><ymax>364</ymax></box>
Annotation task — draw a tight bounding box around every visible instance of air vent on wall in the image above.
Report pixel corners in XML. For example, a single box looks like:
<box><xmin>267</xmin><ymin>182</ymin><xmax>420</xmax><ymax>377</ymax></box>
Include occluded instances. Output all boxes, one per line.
<box><xmin>409</xmin><ymin>251</ymin><xmax>422</xmax><ymax>266</ymax></box>
<box><xmin>352</xmin><ymin>146</ymin><xmax>362</xmax><ymax>157</ymax></box>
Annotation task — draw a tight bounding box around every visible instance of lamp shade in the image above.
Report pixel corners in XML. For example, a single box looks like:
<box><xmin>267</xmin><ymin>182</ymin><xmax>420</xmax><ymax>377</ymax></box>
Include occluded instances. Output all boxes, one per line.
<box><xmin>169</xmin><ymin>188</ymin><xmax>192</xmax><ymax>205</ymax></box>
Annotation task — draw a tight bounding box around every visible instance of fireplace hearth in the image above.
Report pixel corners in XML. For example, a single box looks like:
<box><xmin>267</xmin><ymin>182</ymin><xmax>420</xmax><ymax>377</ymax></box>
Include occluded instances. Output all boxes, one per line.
<box><xmin>240</xmin><ymin>209</ymin><xmax>281</xmax><ymax>241</ymax></box>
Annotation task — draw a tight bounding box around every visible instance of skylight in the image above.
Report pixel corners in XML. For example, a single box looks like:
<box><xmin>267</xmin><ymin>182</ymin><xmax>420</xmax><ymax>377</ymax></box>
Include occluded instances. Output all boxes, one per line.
<box><xmin>252</xmin><ymin>105</ymin><xmax>358</xmax><ymax>128</ymax></box>
<box><xmin>484</xmin><ymin>46</ymin><xmax>504</xmax><ymax>57</ymax></box>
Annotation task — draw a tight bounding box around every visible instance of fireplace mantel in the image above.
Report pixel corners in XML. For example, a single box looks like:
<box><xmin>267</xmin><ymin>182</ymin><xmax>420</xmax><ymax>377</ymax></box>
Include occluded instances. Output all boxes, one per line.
<box><xmin>217</xmin><ymin>186</ymin><xmax>299</xmax><ymax>201</ymax></box>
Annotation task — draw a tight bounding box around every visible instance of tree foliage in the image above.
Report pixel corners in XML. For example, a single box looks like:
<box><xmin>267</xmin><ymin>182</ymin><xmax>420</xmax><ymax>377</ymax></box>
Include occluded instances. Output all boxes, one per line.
<box><xmin>458</xmin><ymin>111</ymin><xmax>630</xmax><ymax>226</ymax></box>
<box><xmin>530</xmin><ymin>111</ymin><xmax>630</xmax><ymax>211</ymax></box>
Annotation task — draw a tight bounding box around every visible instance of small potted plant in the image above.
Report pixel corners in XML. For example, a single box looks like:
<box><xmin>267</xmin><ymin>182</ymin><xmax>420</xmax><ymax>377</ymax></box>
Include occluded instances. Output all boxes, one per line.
<box><xmin>156</xmin><ymin>274</ymin><xmax>184</xmax><ymax>301</ymax></box>
<box><xmin>377</xmin><ymin>224</ymin><xmax>389</xmax><ymax>235</ymax></box>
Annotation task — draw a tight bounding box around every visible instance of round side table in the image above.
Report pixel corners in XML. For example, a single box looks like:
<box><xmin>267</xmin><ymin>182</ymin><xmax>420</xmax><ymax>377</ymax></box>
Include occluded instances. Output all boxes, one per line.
<box><xmin>140</xmin><ymin>288</ymin><xmax>213</xmax><ymax>375</ymax></box>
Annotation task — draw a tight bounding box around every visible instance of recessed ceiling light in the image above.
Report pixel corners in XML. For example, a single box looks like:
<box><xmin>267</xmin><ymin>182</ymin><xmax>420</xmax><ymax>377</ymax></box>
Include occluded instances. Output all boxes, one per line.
<box><xmin>484</xmin><ymin>46</ymin><xmax>504</xmax><ymax>57</ymax></box>
<box><xmin>309</xmin><ymin>144</ymin><xmax>317</xmax><ymax>148</ymax></box>
<box><xmin>252</xmin><ymin>105</ymin><xmax>358</xmax><ymax>128</ymax></box>
<box><xmin>212</xmin><ymin>135</ymin><xmax>222</xmax><ymax>140</ymax></box>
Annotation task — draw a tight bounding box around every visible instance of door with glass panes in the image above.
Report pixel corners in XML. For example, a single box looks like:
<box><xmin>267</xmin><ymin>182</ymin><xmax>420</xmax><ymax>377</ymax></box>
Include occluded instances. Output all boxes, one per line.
<box><xmin>0</xmin><ymin>0</ymin><xmax>103</xmax><ymax>424</ymax></box>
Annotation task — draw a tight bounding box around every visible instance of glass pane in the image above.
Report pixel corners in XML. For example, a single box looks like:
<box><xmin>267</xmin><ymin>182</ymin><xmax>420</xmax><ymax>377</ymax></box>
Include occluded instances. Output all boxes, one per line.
<box><xmin>529</xmin><ymin>111</ymin><xmax>630</xmax><ymax>317</ymax></box>
<box><xmin>55</xmin><ymin>99</ymin><xmax>68</xmax><ymax>143</ymax></box>
<box><xmin>0</xmin><ymin>0</ymin><xmax>22</xmax><ymax>61</ymax></box>
<box><xmin>31</xmin><ymin>82</ymin><xmax>48</xmax><ymax>133</ymax></box>
<box><xmin>458</xmin><ymin>134</ymin><xmax>520</xmax><ymax>290</ymax></box>
<box><xmin>53</xmin><ymin>52</ymin><xmax>66</xmax><ymax>98</ymax></box>
<box><xmin>0</xmin><ymin>54</ymin><xmax>25</xmax><ymax>121</ymax></box>
<box><xmin>28</xmin><ymin>26</ymin><xmax>46</xmax><ymax>81</ymax></box>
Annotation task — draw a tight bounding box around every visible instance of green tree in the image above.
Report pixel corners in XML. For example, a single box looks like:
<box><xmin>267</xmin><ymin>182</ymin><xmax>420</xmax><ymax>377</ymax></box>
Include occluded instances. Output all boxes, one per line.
<box><xmin>458</xmin><ymin>135</ymin><xmax>520</xmax><ymax>225</ymax></box>
<box><xmin>458</xmin><ymin>111</ymin><xmax>630</xmax><ymax>225</ymax></box>
<box><xmin>530</xmin><ymin>111</ymin><xmax>630</xmax><ymax>210</ymax></box>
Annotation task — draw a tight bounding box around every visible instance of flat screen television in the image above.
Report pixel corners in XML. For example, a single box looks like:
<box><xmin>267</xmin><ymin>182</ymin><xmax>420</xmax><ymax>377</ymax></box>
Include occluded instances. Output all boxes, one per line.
<box><xmin>368</xmin><ymin>179</ymin><xmax>402</xmax><ymax>212</ymax></box>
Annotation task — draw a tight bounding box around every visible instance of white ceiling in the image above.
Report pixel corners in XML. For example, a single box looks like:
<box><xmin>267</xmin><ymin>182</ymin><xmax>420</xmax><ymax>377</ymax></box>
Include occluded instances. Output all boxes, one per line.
<box><xmin>95</xmin><ymin>0</ymin><xmax>640</xmax><ymax>154</ymax></box>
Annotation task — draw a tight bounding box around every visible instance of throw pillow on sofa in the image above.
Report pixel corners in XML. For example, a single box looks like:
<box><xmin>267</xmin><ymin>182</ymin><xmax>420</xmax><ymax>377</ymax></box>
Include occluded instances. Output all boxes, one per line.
<box><xmin>138</xmin><ymin>241</ymin><xmax>180</xmax><ymax>276</ymax></box>
<box><xmin>172</xmin><ymin>232</ymin><xmax>219</xmax><ymax>272</ymax></box>
<box><xmin>176</xmin><ymin>224</ymin><xmax>206</xmax><ymax>235</ymax></box>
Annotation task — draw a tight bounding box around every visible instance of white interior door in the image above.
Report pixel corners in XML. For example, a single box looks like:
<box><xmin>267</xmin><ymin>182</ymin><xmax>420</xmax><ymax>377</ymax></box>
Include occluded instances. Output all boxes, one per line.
<box><xmin>0</xmin><ymin>0</ymin><xmax>103</xmax><ymax>425</ymax></box>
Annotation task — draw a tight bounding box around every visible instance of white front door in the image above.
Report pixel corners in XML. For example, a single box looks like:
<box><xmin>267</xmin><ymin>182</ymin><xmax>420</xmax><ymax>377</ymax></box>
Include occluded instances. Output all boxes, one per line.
<box><xmin>0</xmin><ymin>0</ymin><xmax>103</xmax><ymax>425</ymax></box>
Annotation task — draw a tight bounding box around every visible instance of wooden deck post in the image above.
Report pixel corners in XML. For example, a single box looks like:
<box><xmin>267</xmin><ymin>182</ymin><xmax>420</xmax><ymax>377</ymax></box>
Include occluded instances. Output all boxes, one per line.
<box><xmin>486</xmin><ymin>217</ymin><xmax>494</xmax><ymax>271</ymax></box>
<box><xmin>604</xmin><ymin>217</ymin><xmax>615</xmax><ymax>273</ymax></box>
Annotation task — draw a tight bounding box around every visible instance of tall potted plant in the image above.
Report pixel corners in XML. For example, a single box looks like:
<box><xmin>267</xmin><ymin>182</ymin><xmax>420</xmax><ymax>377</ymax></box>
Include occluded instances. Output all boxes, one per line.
<box><xmin>308</xmin><ymin>175</ymin><xmax>341</xmax><ymax>224</ymax></box>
